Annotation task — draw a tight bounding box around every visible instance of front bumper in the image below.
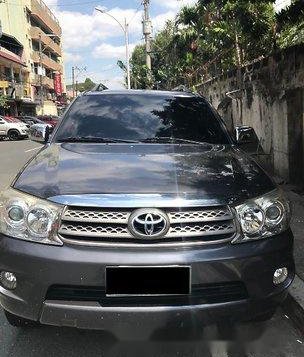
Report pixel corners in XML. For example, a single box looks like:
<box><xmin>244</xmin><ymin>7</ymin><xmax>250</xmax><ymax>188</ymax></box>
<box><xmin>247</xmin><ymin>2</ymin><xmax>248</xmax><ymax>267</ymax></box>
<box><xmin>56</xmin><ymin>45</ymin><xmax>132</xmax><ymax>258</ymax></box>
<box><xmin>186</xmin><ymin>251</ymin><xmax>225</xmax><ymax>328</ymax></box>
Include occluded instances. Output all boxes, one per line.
<box><xmin>0</xmin><ymin>230</ymin><xmax>294</xmax><ymax>337</ymax></box>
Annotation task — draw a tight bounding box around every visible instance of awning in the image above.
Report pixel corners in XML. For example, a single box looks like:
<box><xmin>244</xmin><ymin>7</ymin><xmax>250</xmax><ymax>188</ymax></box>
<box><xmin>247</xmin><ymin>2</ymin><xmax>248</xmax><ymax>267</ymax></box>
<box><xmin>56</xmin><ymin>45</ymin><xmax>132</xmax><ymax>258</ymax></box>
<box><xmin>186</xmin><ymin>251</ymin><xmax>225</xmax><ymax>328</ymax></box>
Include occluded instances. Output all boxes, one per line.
<box><xmin>0</xmin><ymin>34</ymin><xmax>23</xmax><ymax>49</ymax></box>
<box><xmin>0</xmin><ymin>48</ymin><xmax>26</xmax><ymax>67</ymax></box>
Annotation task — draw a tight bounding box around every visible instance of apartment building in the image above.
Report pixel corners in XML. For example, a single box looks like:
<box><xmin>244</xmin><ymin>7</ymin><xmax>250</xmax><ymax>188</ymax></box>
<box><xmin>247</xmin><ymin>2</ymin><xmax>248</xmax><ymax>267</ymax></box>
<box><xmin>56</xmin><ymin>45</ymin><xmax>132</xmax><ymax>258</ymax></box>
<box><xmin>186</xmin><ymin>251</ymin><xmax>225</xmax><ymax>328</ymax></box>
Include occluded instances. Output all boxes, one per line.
<box><xmin>0</xmin><ymin>33</ymin><xmax>32</xmax><ymax>115</ymax></box>
<box><xmin>0</xmin><ymin>0</ymin><xmax>66</xmax><ymax>115</ymax></box>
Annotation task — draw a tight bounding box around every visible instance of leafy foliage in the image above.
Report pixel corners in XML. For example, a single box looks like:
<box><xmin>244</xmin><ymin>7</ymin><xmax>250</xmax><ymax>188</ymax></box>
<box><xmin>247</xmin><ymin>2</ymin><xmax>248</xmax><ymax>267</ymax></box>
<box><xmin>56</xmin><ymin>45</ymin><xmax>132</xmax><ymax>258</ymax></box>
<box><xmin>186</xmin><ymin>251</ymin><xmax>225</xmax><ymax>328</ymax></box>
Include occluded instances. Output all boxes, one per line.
<box><xmin>76</xmin><ymin>78</ymin><xmax>96</xmax><ymax>92</ymax></box>
<box><xmin>129</xmin><ymin>0</ymin><xmax>303</xmax><ymax>89</ymax></box>
<box><xmin>276</xmin><ymin>0</ymin><xmax>304</xmax><ymax>48</ymax></box>
<box><xmin>0</xmin><ymin>95</ymin><xmax>9</xmax><ymax>109</ymax></box>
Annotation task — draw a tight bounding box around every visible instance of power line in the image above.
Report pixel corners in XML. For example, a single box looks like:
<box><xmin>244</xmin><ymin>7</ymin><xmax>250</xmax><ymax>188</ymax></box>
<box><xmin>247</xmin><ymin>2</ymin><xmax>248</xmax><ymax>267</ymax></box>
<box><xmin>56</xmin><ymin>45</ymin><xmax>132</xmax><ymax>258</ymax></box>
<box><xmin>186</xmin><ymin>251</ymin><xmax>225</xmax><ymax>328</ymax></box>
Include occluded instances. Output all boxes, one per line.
<box><xmin>127</xmin><ymin>1</ymin><xmax>142</xmax><ymax>26</ymax></box>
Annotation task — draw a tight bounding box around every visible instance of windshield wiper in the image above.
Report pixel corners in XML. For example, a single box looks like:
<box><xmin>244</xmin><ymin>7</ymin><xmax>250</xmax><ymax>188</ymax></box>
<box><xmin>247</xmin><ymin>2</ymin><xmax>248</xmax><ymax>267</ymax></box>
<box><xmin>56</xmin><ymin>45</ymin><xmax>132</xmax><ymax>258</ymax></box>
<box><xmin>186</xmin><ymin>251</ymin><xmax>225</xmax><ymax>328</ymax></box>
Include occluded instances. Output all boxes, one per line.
<box><xmin>140</xmin><ymin>137</ymin><xmax>209</xmax><ymax>145</ymax></box>
<box><xmin>57</xmin><ymin>136</ymin><xmax>139</xmax><ymax>143</ymax></box>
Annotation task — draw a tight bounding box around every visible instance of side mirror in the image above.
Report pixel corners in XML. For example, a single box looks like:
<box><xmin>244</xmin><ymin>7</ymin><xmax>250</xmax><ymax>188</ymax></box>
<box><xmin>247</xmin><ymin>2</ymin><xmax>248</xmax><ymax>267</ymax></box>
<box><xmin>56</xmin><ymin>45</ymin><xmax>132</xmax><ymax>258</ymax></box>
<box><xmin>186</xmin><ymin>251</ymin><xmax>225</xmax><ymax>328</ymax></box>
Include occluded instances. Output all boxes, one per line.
<box><xmin>29</xmin><ymin>124</ymin><xmax>50</xmax><ymax>144</ymax></box>
<box><xmin>234</xmin><ymin>125</ymin><xmax>264</xmax><ymax>155</ymax></box>
<box><xmin>235</xmin><ymin>125</ymin><xmax>258</xmax><ymax>144</ymax></box>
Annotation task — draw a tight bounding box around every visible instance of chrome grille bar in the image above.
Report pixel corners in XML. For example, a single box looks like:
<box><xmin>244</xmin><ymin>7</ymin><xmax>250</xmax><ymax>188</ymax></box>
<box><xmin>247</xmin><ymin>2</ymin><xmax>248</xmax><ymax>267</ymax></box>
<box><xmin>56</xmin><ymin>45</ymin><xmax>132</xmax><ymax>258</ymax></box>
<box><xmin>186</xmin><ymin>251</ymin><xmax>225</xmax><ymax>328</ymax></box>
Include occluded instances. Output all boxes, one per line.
<box><xmin>62</xmin><ymin>207</ymin><xmax>233</xmax><ymax>224</ymax></box>
<box><xmin>62</xmin><ymin>208</ymin><xmax>130</xmax><ymax>224</ymax></box>
<box><xmin>59</xmin><ymin>222</ymin><xmax>235</xmax><ymax>239</ymax></box>
<box><xmin>59</xmin><ymin>206</ymin><xmax>236</xmax><ymax>245</ymax></box>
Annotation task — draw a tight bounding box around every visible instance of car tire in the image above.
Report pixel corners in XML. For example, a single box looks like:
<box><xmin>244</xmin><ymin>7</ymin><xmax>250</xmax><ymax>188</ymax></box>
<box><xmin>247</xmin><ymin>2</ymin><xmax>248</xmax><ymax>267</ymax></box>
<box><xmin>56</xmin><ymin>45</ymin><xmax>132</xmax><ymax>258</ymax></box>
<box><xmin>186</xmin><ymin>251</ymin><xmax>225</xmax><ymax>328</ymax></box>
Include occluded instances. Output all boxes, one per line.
<box><xmin>8</xmin><ymin>130</ymin><xmax>20</xmax><ymax>141</ymax></box>
<box><xmin>4</xmin><ymin>310</ymin><xmax>39</xmax><ymax>328</ymax></box>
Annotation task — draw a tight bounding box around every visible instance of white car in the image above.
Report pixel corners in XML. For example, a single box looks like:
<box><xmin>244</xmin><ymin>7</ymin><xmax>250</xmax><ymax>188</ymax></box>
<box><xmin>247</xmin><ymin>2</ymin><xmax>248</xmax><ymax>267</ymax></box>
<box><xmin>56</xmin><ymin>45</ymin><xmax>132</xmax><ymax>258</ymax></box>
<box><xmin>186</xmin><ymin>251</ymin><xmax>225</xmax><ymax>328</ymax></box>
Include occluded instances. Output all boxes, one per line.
<box><xmin>0</xmin><ymin>116</ymin><xmax>29</xmax><ymax>141</ymax></box>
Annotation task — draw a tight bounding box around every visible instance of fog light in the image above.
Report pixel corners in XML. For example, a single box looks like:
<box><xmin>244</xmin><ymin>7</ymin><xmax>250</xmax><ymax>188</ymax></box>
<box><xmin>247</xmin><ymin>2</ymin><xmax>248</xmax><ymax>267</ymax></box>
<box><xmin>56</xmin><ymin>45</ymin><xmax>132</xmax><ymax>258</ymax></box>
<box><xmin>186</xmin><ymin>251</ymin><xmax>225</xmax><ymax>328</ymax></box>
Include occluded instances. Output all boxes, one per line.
<box><xmin>0</xmin><ymin>271</ymin><xmax>17</xmax><ymax>290</ymax></box>
<box><xmin>273</xmin><ymin>267</ymin><xmax>288</xmax><ymax>285</ymax></box>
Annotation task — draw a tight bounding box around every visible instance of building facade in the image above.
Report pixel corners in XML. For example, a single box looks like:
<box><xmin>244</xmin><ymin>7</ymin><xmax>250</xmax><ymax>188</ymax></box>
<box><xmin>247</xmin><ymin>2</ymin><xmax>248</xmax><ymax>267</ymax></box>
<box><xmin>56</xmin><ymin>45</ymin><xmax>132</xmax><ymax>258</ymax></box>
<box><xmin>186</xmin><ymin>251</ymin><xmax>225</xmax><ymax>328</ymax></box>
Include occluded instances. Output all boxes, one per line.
<box><xmin>0</xmin><ymin>33</ymin><xmax>32</xmax><ymax>116</ymax></box>
<box><xmin>0</xmin><ymin>0</ymin><xmax>66</xmax><ymax>116</ymax></box>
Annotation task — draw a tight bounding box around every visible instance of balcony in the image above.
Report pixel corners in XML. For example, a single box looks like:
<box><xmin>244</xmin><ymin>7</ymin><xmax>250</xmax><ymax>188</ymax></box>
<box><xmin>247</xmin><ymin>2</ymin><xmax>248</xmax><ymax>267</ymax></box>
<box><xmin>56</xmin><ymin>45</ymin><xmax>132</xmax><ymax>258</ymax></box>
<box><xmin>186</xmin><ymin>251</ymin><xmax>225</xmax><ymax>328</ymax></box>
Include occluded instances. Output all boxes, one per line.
<box><xmin>32</xmin><ymin>51</ymin><xmax>62</xmax><ymax>73</ymax></box>
<box><xmin>30</xmin><ymin>0</ymin><xmax>61</xmax><ymax>36</ymax></box>
<box><xmin>15</xmin><ymin>84</ymin><xmax>25</xmax><ymax>98</ymax></box>
<box><xmin>30</xmin><ymin>27</ymin><xmax>62</xmax><ymax>56</ymax></box>
<box><xmin>33</xmin><ymin>74</ymin><xmax>54</xmax><ymax>90</ymax></box>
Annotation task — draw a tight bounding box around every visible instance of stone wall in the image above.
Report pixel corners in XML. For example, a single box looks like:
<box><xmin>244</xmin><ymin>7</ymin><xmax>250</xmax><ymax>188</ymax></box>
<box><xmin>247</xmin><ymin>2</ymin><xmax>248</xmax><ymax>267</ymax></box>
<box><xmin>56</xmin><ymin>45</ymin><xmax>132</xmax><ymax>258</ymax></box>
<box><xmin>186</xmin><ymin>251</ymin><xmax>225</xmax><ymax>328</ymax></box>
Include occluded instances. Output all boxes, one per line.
<box><xmin>197</xmin><ymin>44</ymin><xmax>304</xmax><ymax>185</ymax></box>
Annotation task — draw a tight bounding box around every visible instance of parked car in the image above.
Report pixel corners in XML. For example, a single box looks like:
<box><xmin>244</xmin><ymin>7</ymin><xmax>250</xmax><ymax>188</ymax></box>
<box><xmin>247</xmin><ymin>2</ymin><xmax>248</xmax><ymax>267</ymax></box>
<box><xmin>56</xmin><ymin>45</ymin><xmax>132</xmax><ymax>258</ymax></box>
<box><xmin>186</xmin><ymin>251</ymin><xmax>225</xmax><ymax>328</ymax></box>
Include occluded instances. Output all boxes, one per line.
<box><xmin>36</xmin><ymin>115</ymin><xmax>59</xmax><ymax>130</ymax></box>
<box><xmin>0</xmin><ymin>90</ymin><xmax>294</xmax><ymax>336</ymax></box>
<box><xmin>17</xmin><ymin>116</ymin><xmax>53</xmax><ymax>132</ymax></box>
<box><xmin>0</xmin><ymin>116</ymin><xmax>29</xmax><ymax>140</ymax></box>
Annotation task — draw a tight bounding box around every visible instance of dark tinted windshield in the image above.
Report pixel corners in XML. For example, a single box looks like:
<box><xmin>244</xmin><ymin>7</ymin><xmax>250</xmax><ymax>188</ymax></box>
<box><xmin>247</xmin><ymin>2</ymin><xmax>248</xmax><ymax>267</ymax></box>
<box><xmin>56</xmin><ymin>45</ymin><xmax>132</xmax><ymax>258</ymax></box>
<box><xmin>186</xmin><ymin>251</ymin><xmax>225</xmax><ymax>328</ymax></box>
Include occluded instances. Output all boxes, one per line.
<box><xmin>55</xmin><ymin>93</ymin><xmax>230</xmax><ymax>144</ymax></box>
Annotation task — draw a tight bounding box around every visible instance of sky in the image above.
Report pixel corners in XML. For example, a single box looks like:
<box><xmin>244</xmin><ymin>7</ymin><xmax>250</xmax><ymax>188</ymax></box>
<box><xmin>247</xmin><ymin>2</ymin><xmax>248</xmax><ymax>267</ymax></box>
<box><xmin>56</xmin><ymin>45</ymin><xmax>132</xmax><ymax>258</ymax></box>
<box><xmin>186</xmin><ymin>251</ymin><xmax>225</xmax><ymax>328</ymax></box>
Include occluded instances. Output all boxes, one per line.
<box><xmin>43</xmin><ymin>0</ymin><xmax>196</xmax><ymax>89</ymax></box>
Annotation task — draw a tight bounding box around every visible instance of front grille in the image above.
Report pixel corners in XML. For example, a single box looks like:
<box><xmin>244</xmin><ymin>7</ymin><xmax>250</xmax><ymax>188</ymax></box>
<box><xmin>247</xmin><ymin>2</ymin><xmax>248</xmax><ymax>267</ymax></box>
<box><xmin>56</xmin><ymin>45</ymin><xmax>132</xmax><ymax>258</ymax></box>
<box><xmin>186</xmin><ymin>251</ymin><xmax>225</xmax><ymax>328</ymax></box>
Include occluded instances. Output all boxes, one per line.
<box><xmin>59</xmin><ymin>206</ymin><xmax>236</xmax><ymax>245</ymax></box>
<box><xmin>46</xmin><ymin>281</ymin><xmax>248</xmax><ymax>306</ymax></box>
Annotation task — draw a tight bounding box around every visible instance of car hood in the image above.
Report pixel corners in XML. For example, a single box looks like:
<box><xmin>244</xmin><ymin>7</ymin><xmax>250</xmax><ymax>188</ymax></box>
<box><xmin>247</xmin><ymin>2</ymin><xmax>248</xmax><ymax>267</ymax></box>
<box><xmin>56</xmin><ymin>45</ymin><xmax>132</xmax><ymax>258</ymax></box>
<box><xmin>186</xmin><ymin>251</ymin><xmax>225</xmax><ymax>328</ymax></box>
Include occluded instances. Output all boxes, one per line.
<box><xmin>13</xmin><ymin>143</ymin><xmax>275</xmax><ymax>205</ymax></box>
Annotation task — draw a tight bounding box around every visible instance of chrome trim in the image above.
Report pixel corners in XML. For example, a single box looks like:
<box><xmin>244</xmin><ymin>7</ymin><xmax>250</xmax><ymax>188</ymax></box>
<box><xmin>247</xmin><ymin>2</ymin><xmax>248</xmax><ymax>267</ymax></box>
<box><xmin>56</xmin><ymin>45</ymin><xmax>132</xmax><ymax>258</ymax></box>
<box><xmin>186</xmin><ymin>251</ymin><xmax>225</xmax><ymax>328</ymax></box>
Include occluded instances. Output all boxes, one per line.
<box><xmin>58</xmin><ymin>222</ymin><xmax>235</xmax><ymax>239</ymax></box>
<box><xmin>167</xmin><ymin>223</ymin><xmax>235</xmax><ymax>237</ymax></box>
<box><xmin>49</xmin><ymin>194</ymin><xmax>225</xmax><ymax>208</ymax></box>
<box><xmin>59</xmin><ymin>223</ymin><xmax>131</xmax><ymax>238</ymax></box>
<box><xmin>168</xmin><ymin>209</ymin><xmax>233</xmax><ymax>223</ymax></box>
<box><xmin>59</xmin><ymin>234</ymin><xmax>235</xmax><ymax>247</ymax></box>
<box><xmin>58</xmin><ymin>204</ymin><xmax>236</xmax><ymax>246</ymax></box>
<box><xmin>61</xmin><ymin>207</ymin><xmax>130</xmax><ymax>224</ymax></box>
<box><xmin>128</xmin><ymin>208</ymin><xmax>170</xmax><ymax>239</ymax></box>
<box><xmin>61</xmin><ymin>206</ymin><xmax>233</xmax><ymax>224</ymax></box>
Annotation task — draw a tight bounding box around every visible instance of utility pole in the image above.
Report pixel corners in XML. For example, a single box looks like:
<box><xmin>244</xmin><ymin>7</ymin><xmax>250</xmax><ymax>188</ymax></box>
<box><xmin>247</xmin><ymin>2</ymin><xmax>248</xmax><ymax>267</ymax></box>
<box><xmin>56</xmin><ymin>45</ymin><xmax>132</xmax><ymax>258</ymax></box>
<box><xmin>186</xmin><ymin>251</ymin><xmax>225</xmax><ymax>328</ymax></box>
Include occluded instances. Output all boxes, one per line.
<box><xmin>72</xmin><ymin>66</ymin><xmax>86</xmax><ymax>97</ymax></box>
<box><xmin>142</xmin><ymin>0</ymin><xmax>152</xmax><ymax>72</ymax></box>
<box><xmin>72</xmin><ymin>66</ymin><xmax>75</xmax><ymax>98</ymax></box>
<box><xmin>38</xmin><ymin>34</ymin><xmax>44</xmax><ymax>115</ymax></box>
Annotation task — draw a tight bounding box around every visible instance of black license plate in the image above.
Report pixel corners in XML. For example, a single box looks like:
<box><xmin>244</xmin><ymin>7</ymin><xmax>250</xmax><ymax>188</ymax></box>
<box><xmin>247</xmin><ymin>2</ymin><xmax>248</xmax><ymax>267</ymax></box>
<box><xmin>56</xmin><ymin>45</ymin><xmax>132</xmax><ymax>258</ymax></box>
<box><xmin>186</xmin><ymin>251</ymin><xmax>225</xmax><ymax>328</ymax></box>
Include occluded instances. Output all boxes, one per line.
<box><xmin>106</xmin><ymin>266</ymin><xmax>191</xmax><ymax>296</ymax></box>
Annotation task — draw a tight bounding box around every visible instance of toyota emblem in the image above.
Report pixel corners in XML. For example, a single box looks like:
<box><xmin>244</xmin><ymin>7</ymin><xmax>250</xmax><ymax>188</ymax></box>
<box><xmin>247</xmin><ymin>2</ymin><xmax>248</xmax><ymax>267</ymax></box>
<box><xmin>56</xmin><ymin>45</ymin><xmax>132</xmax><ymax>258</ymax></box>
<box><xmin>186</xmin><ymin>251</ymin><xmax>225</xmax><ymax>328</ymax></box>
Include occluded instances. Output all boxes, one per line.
<box><xmin>128</xmin><ymin>208</ymin><xmax>169</xmax><ymax>239</ymax></box>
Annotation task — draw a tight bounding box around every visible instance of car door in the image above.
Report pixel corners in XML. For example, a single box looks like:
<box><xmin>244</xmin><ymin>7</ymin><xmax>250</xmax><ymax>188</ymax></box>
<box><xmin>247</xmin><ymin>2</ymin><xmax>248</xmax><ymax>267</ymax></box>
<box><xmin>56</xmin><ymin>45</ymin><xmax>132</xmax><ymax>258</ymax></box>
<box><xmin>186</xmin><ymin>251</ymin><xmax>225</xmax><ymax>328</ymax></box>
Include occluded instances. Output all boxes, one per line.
<box><xmin>0</xmin><ymin>117</ymin><xmax>7</xmax><ymax>135</ymax></box>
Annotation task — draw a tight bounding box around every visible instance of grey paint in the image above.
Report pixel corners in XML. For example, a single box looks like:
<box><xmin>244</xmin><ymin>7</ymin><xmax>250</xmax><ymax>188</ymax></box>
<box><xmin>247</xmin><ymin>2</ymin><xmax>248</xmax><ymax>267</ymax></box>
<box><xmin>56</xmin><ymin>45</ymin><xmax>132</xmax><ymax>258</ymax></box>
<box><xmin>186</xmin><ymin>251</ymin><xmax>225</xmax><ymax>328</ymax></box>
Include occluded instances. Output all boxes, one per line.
<box><xmin>13</xmin><ymin>143</ymin><xmax>275</xmax><ymax>204</ymax></box>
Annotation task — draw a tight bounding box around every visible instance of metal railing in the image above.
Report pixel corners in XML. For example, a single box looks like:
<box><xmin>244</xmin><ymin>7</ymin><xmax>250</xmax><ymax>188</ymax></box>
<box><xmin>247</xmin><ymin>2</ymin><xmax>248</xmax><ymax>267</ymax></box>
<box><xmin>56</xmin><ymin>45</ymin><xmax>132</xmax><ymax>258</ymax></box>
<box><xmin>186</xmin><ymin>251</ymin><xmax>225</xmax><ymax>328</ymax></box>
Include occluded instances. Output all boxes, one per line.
<box><xmin>34</xmin><ymin>0</ymin><xmax>59</xmax><ymax>24</ymax></box>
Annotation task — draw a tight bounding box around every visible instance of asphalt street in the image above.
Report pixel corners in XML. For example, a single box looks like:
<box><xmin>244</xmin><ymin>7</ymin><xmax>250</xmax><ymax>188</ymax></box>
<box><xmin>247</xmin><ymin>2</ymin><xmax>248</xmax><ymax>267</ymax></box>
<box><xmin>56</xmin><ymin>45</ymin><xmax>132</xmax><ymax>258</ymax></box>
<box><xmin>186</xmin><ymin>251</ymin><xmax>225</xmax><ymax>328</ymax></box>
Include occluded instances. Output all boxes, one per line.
<box><xmin>0</xmin><ymin>139</ymin><xmax>303</xmax><ymax>357</ymax></box>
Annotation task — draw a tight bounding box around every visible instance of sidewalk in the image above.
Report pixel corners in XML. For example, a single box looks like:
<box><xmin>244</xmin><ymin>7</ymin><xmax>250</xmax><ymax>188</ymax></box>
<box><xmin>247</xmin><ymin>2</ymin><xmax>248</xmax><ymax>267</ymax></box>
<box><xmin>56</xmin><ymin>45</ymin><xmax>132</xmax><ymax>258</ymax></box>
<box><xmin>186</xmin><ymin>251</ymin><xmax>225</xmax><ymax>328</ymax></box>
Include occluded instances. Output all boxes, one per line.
<box><xmin>284</xmin><ymin>186</ymin><xmax>304</xmax><ymax>281</ymax></box>
<box><xmin>281</xmin><ymin>185</ymin><xmax>304</xmax><ymax>335</ymax></box>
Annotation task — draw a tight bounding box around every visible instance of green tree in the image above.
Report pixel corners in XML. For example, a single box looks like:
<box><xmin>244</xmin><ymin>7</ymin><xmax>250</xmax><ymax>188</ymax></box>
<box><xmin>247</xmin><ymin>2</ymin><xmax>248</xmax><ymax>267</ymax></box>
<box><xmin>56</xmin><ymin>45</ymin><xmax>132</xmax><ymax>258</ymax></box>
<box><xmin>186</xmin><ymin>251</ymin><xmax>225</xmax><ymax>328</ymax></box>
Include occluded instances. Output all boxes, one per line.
<box><xmin>130</xmin><ymin>45</ymin><xmax>154</xmax><ymax>89</ymax></box>
<box><xmin>129</xmin><ymin>0</ymin><xmax>302</xmax><ymax>90</ymax></box>
<box><xmin>0</xmin><ymin>95</ymin><xmax>9</xmax><ymax>109</ymax></box>
<box><xmin>276</xmin><ymin>0</ymin><xmax>304</xmax><ymax>48</ymax></box>
<box><xmin>77</xmin><ymin>78</ymin><xmax>96</xmax><ymax>92</ymax></box>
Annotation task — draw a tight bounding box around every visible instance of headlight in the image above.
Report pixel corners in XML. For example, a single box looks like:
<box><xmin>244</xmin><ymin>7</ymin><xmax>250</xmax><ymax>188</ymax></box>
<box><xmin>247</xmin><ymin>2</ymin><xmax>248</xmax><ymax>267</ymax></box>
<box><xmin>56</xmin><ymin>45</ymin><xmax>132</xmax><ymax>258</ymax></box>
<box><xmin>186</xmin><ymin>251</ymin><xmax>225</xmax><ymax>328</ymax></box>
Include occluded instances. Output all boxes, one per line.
<box><xmin>233</xmin><ymin>189</ymin><xmax>291</xmax><ymax>243</ymax></box>
<box><xmin>0</xmin><ymin>188</ymin><xmax>63</xmax><ymax>245</ymax></box>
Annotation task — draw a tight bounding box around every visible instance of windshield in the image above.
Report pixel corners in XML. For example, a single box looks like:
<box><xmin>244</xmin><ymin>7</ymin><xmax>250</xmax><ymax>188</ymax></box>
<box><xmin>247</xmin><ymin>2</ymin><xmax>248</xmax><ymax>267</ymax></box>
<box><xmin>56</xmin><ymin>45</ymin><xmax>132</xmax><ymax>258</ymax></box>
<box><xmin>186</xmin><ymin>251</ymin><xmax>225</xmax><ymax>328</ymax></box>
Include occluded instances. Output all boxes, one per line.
<box><xmin>54</xmin><ymin>93</ymin><xmax>230</xmax><ymax>144</ymax></box>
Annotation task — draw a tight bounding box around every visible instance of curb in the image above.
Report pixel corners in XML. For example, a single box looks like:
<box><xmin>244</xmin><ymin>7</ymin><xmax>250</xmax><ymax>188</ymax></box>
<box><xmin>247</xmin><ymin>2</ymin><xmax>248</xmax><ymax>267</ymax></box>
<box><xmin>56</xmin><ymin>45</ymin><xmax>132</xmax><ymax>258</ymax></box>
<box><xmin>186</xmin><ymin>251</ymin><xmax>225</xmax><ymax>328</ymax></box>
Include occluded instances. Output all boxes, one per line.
<box><xmin>282</xmin><ymin>275</ymin><xmax>304</xmax><ymax>336</ymax></box>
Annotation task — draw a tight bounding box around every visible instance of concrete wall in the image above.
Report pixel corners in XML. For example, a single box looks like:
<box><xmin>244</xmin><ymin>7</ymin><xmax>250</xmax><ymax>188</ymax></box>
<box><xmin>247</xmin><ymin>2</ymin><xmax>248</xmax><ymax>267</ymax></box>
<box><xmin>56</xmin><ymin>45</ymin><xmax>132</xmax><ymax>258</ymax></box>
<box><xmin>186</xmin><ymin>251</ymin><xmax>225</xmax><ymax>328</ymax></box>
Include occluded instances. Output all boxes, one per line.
<box><xmin>197</xmin><ymin>44</ymin><xmax>304</xmax><ymax>184</ymax></box>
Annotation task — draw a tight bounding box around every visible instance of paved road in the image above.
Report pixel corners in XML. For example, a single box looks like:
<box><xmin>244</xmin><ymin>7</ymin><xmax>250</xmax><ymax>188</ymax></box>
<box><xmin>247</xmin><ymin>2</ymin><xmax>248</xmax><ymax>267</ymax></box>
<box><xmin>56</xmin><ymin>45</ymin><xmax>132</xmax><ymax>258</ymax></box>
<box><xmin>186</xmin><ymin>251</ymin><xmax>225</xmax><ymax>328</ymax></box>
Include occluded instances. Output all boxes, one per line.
<box><xmin>0</xmin><ymin>139</ymin><xmax>303</xmax><ymax>357</ymax></box>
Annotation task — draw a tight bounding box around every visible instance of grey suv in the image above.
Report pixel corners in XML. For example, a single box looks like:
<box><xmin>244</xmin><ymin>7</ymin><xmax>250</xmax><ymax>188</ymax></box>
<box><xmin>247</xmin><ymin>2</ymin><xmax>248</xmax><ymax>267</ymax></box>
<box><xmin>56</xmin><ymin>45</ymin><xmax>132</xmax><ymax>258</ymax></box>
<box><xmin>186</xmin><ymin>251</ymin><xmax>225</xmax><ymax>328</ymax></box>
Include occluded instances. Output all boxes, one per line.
<box><xmin>0</xmin><ymin>90</ymin><xmax>294</xmax><ymax>337</ymax></box>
